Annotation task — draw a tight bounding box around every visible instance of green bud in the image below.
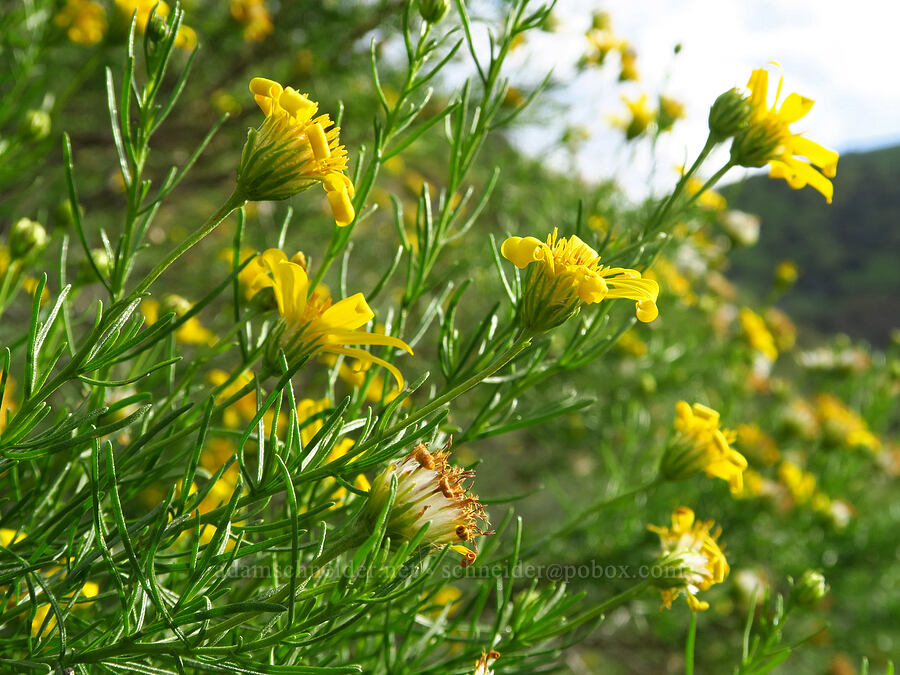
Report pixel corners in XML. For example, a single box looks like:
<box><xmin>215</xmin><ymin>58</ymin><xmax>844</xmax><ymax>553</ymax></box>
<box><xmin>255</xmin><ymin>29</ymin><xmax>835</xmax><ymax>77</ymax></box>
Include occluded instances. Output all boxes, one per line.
<box><xmin>147</xmin><ymin>15</ymin><xmax>170</xmax><ymax>43</ymax></box>
<box><xmin>77</xmin><ymin>248</ymin><xmax>111</xmax><ymax>284</ymax></box>
<box><xmin>730</xmin><ymin>116</ymin><xmax>785</xmax><ymax>168</ymax></box>
<box><xmin>54</xmin><ymin>199</ymin><xmax>82</xmax><ymax>229</ymax></box>
<box><xmin>708</xmin><ymin>88</ymin><xmax>752</xmax><ymax>143</ymax></box>
<box><xmin>792</xmin><ymin>570</ymin><xmax>827</xmax><ymax>608</ymax></box>
<box><xmin>419</xmin><ymin>0</ymin><xmax>449</xmax><ymax>24</ymax></box>
<box><xmin>161</xmin><ymin>293</ymin><xmax>192</xmax><ymax>316</ymax></box>
<box><xmin>20</xmin><ymin>110</ymin><xmax>52</xmax><ymax>142</ymax></box>
<box><xmin>9</xmin><ymin>218</ymin><xmax>49</xmax><ymax>258</ymax></box>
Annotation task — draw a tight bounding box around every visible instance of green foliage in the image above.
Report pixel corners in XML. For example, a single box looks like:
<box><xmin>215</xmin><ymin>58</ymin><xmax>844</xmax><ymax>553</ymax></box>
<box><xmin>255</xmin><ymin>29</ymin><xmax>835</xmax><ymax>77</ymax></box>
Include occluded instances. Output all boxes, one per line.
<box><xmin>0</xmin><ymin>1</ymin><xmax>897</xmax><ymax>674</ymax></box>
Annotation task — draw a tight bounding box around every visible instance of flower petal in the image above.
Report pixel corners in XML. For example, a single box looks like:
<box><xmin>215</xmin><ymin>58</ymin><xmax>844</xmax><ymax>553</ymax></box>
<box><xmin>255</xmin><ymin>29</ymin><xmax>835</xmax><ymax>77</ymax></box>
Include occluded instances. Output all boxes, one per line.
<box><xmin>777</xmin><ymin>92</ymin><xmax>814</xmax><ymax>124</ymax></box>
<box><xmin>789</xmin><ymin>136</ymin><xmax>838</xmax><ymax>177</ymax></box>
<box><xmin>500</xmin><ymin>236</ymin><xmax>544</xmax><ymax>269</ymax></box>
<box><xmin>316</xmin><ymin>293</ymin><xmax>375</xmax><ymax>332</ymax></box>
<box><xmin>325</xmin><ymin>346</ymin><xmax>406</xmax><ymax>391</ymax></box>
<box><xmin>324</xmin><ymin>330</ymin><xmax>413</xmax><ymax>355</ymax></box>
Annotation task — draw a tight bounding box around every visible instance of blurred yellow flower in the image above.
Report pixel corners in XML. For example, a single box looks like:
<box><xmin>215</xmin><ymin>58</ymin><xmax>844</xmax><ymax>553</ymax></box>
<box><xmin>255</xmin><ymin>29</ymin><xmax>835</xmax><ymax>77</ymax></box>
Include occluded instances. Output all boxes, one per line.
<box><xmin>815</xmin><ymin>394</ymin><xmax>880</xmax><ymax>451</ymax></box>
<box><xmin>618</xmin><ymin>94</ymin><xmax>654</xmax><ymax>140</ymax></box>
<box><xmin>657</xmin><ymin>95</ymin><xmax>685</xmax><ymax>132</ymax></box>
<box><xmin>686</xmin><ymin>177</ymin><xmax>727</xmax><ymax>211</ymax></box>
<box><xmin>231</xmin><ymin>0</ymin><xmax>273</xmax><ymax>42</ymax></box>
<box><xmin>115</xmin><ymin>0</ymin><xmax>196</xmax><ymax>50</ymax></box>
<box><xmin>774</xmin><ymin>260</ymin><xmax>798</xmax><ymax>287</ymax></box>
<box><xmin>502</xmin><ymin>228</ymin><xmax>659</xmax><ymax>330</ymax></box>
<box><xmin>618</xmin><ymin>47</ymin><xmax>639</xmax><ymax>81</ymax></box>
<box><xmin>739</xmin><ymin>307</ymin><xmax>778</xmax><ymax>362</ymax></box>
<box><xmin>733</xmin><ymin>64</ymin><xmax>839</xmax><ymax>203</ymax></box>
<box><xmin>778</xmin><ymin>460</ymin><xmax>816</xmax><ymax>504</ymax></box>
<box><xmin>141</xmin><ymin>295</ymin><xmax>216</xmax><ymax>346</ymax></box>
<box><xmin>736</xmin><ymin>423</ymin><xmax>780</xmax><ymax>465</ymax></box>
<box><xmin>0</xmin><ymin>374</ymin><xmax>17</xmax><ymax>433</ymax></box>
<box><xmin>54</xmin><ymin>0</ymin><xmax>107</xmax><ymax>46</ymax></box>
<box><xmin>252</xmin><ymin>249</ymin><xmax>413</xmax><ymax>389</ymax></box>
<box><xmin>240</xmin><ymin>78</ymin><xmax>355</xmax><ymax>225</ymax></box>
<box><xmin>662</xmin><ymin>401</ymin><xmax>748</xmax><ymax>493</ymax></box>
<box><xmin>649</xmin><ymin>506</ymin><xmax>729</xmax><ymax>611</ymax></box>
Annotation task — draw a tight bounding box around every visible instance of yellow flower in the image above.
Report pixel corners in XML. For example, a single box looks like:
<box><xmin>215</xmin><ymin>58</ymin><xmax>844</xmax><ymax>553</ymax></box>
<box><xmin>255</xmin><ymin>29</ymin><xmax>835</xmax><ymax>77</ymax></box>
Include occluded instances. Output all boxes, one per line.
<box><xmin>31</xmin><ymin>580</ymin><xmax>99</xmax><ymax>637</ymax></box>
<box><xmin>141</xmin><ymin>295</ymin><xmax>216</xmax><ymax>346</ymax></box>
<box><xmin>54</xmin><ymin>0</ymin><xmax>107</xmax><ymax>46</ymax></box>
<box><xmin>774</xmin><ymin>260</ymin><xmax>798</xmax><ymax>287</ymax></box>
<box><xmin>618</xmin><ymin>47</ymin><xmax>639</xmax><ymax>81</ymax></box>
<box><xmin>230</xmin><ymin>0</ymin><xmax>273</xmax><ymax>42</ymax></box>
<box><xmin>736</xmin><ymin>423</ymin><xmax>780</xmax><ymax>465</ymax></box>
<box><xmin>815</xmin><ymin>394</ymin><xmax>880</xmax><ymax>451</ymax></box>
<box><xmin>649</xmin><ymin>506</ymin><xmax>729</xmax><ymax>612</ymax></box>
<box><xmin>361</xmin><ymin>443</ymin><xmax>488</xmax><ymax>567</ymax></box>
<box><xmin>657</xmin><ymin>95</ymin><xmax>685</xmax><ymax>132</ymax></box>
<box><xmin>1</xmin><ymin>528</ymin><xmax>25</xmax><ymax>547</ymax></box>
<box><xmin>238</xmin><ymin>78</ymin><xmax>355</xmax><ymax>226</ymax></box>
<box><xmin>778</xmin><ymin>460</ymin><xmax>816</xmax><ymax>504</ymax></box>
<box><xmin>619</xmin><ymin>94</ymin><xmax>654</xmax><ymax>140</ymax></box>
<box><xmin>616</xmin><ymin>329</ymin><xmax>648</xmax><ymax>357</ymax></box>
<box><xmin>686</xmin><ymin>176</ymin><xmax>727</xmax><ymax>211</ymax></box>
<box><xmin>501</xmin><ymin>228</ymin><xmax>659</xmax><ymax>331</ymax></box>
<box><xmin>732</xmin><ymin>64</ymin><xmax>838</xmax><ymax>203</ymax></box>
<box><xmin>661</xmin><ymin>401</ymin><xmax>748</xmax><ymax>493</ymax></box>
<box><xmin>0</xmin><ymin>374</ymin><xmax>17</xmax><ymax>433</ymax></box>
<box><xmin>115</xmin><ymin>0</ymin><xmax>196</xmax><ymax>50</ymax></box>
<box><xmin>251</xmin><ymin>249</ymin><xmax>413</xmax><ymax>389</ymax></box>
<box><xmin>739</xmin><ymin>307</ymin><xmax>778</xmax><ymax>362</ymax></box>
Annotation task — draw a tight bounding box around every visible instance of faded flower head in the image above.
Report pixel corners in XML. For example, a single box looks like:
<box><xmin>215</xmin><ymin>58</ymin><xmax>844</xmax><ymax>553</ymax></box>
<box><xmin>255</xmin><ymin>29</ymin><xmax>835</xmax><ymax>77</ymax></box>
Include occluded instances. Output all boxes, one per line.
<box><xmin>661</xmin><ymin>401</ymin><xmax>748</xmax><ymax>493</ymax></box>
<box><xmin>730</xmin><ymin>64</ymin><xmax>838</xmax><ymax>203</ymax></box>
<box><xmin>501</xmin><ymin>228</ymin><xmax>659</xmax><ymax>331</ymax></box>
<box><xmin>238</xmin><ymin>77</ymin><xmax>355</xmax><ymax>226</ymax></box>
<box><xmin>649</xmin><ymin>506</ymin><xmax>729</xmax><ymax>611</ymax></box>
<box><xmin>471</xmin><ymin>649</ymin><xmax>501</xmax><ymax>675</ymax></box>
<box><xmin>250</xmin><ymin>249</ymin><xmax>412</xmax><ymax>388</ymax></box>
<box><xmin>362</xmin><ymin>442</ymin><xmax>489</xmax><ymax>567</ymax></box>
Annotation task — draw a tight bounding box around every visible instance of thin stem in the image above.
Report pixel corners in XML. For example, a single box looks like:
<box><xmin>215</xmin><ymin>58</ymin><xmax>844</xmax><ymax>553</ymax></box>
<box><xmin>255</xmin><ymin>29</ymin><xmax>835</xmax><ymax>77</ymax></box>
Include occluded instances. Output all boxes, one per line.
<box><xmin>542</xmin><ymin>578</ymin><xmax>654</xmax><ymax>640</ymax></box>
<box><xmin>685</xmin><ymin>610</ymin><xmax>697</xmax><ymax>675</ymax></box>
<box><xmin>379</xmin><ymin>334</ymin><xmax>533</xmax><ymax>440</ymax></box>
<box><xmin>133</xmin><ymin>189</ymin><xmax>246</xmax><ymax>297</ymax></box>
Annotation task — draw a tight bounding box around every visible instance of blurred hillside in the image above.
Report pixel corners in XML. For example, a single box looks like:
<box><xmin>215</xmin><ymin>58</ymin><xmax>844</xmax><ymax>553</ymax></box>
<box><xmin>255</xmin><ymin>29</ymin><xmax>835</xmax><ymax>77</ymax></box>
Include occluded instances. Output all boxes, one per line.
<box><xmin>724</xmin><ymin>144</ymin><xmax>900</xmax><ymax>346</ymax></box>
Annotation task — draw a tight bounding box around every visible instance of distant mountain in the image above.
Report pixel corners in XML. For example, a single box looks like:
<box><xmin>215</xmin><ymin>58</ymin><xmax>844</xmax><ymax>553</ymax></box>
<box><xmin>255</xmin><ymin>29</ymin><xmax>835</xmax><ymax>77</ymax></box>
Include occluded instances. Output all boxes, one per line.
<box><xmin>724</xmin><ymin>144</ymin><xmax>900</xmax><ymax>346</ymax></box>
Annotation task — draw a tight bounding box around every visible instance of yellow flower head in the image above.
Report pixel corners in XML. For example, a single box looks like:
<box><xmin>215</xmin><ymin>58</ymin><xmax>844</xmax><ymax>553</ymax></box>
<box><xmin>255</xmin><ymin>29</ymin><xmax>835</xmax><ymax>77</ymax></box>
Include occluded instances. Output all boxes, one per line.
<box><xmin>731</xmin><ymin>64</ymin><xmax>839</xmax><ymax>203</ymax></box>
<box><xmin>815</xmin><ymin>394</ymin><xmax>880</xmax><ymax>451</ymax></box>
<box><xmin>54</xmin><ymin>0</ymin><xmax>107</xmax><ymax>46</ymax></box>
<box><xmin>778</xmin><ymin>460</ymin><xmax>817</xmax><ymax>504</ymax></box>
<box><xmin>649</xmin><ymin>506</ymin><xmax>729</xmax><ymax>612</ymax></box>
<box><xmin>238</xmin><ymin>77</ymin><xmax>355</xmax><ymax>226</ymax></box>
<box><xmin>657</xmin><ymin>95</ymin><xmax>685</xmax><ymax>132</ymax></box>
<box><xmin>618</xmin><ymin>47</ymin><xmax>639</xmax><ymax>81</ymax></box>
<box><xmin>362</xmin><ymin>442</ymin><xmax>488</xmax><ymax>567</ymax></box>
<box><xmin>501</xmin><ymin>228</ymin><xmax>659</xmax><ymax>331</ymax></box>
<box><xmin>250</xmin><ymin>249</ymin><xmax>412</xmax><ymax>389</ymax></box>
<box><xmin>619</xmin><ymin>94</ymin><xmax>654</xmax><ymax>140</ymax></box>
<box><xmin>739</xmin><ymin>307</ymin><xmax>778</xmax><ymax>362</ymax></box>
<box><xmin>661</xmin><ymin>401</ymin><xmax>748</xmax><ymax>493</ymax></box>
<box><xmin>230</xmin><ymin>0</ymin><xmax>273</xmax><ymax>42</ymax></box>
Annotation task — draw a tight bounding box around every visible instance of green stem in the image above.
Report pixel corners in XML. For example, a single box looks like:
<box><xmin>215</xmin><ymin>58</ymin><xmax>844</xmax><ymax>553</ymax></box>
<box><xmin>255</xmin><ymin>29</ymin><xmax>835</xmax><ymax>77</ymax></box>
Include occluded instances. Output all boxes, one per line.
<box><xmin>645</xmin><ymin>134</ymin><xmax>717</xmax><ymax>237</ymax></box>
<box><xmin>379</xmin><ymin>334</ymin><xmax>533</xmax><ymax>440</ymax></box>
<box><xmin>132</xmin><ymin>189</ymin><xmax>246</xmax><ymax>297</ymax></box>
<box><xmin>685</xmin><ymin>610</ymin><xmax>697</xmax><ymax>675</ymax></box>
<box><xmin>542</xmin><ymin>578</ymin><xmax>654</xmax><ymax>640</ymax></box>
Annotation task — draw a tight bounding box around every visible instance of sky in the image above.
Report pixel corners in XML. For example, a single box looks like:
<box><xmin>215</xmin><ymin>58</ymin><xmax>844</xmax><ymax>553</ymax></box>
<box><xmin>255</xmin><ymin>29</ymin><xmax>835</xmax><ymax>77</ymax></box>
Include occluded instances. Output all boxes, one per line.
<box><xmin>500</xmin><ymin>0</ymin><xmax>900</xmax><ymax>197</ymax></box>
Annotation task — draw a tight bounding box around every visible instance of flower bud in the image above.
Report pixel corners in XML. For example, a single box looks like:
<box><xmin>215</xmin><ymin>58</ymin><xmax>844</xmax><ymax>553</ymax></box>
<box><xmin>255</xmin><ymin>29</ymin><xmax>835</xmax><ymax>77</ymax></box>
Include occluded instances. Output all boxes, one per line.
<box><xmin>792</xmin><ymin>569</ymin><xmax>827</xmax><ymax>607</ymax></box>
<box><xmin>147</xmin><ymin>14</ymin><xmax>169</xmax><ymax>43</ymax></box>
<box><xmin>9</xmin><ymin>218</ymin><xmax>49</xmax><ymax>258</ymax></box>
<box><xmin>419</xmin><ymin>0</ymin><xmax>449</xmax><ymax>24</ymax></box>
<box><xmin>76</xmin><ymin>247</ymin><xmax>111</xmax><ymax>284</ymax></box>
<box><xmin>20</xmin><ymin>110</ymin><xmax>51</xmax><ymax>142</ymax></box>
<box><xmin>708</xmin><ymin>88</ymin><xmax>751</xmax><ymax>143</ymax></box>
